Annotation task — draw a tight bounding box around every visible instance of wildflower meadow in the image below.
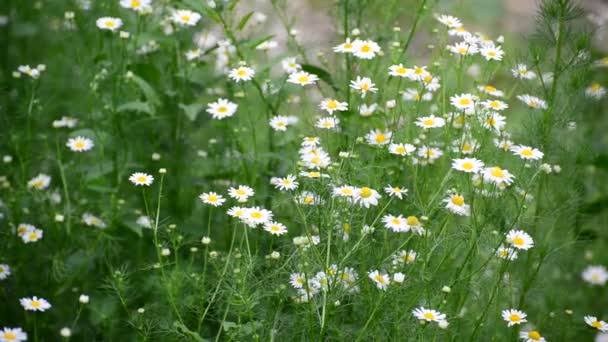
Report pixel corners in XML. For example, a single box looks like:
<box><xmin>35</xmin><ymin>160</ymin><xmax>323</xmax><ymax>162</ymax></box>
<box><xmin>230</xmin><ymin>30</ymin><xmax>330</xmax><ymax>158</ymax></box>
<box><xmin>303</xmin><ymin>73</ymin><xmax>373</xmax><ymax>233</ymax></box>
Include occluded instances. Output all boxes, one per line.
<box><xmin>2</xmin><ymin>0</ymin><xmax>608</xmax><ymax>340</ymax></box>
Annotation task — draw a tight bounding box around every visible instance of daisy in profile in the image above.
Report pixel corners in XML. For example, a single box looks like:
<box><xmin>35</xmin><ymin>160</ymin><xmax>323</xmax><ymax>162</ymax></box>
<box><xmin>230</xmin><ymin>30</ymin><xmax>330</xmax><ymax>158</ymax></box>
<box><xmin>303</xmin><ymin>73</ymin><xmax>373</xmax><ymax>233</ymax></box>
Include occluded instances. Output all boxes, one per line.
<box><xmin>82</xmin><ymin>213</ymin><xmax>106</xmax><ymax>228</ymax></box>
<box><xmin>350</xmin><ymin>76</ymin><xmax>377</xmax><ymax>98</ymax></box>
<box><xmin>412</xmin><ymin>307</ymin><xmax>446</xmax><ymax>323</ymax></box>
<box><xmin>417</xmin><ymin>146</ymin><xmax>443</xmax><ymax>162</ymax></box>
<box><xmin>228</xmin><ymin>185</ymin><xmax>254</xmax><ymax>202</ymax></box>
<box><xmin>352</xmin><ymin>39</ymin><xmax>381</xmax><ymax>59</ymax></box>
<box><xmin>478</xmin><ymin>85</ymin><xmax>504</xmax><ymax>97</ymax></box>
<box><xmin>17</xmin><ymin>65</ymin><xmax>41</xmax><ymax>78</ymax></box>
<box><xmin>129</xmin><ymin>172</ymin><xmax>154</xmax><ymax>186</ymax></box>
<box><xmin>199</xmin><ymin>192</ymin><xmax>226</xmax><ymax>207</ymax></box>
<box><xmin>281</xmin><ymin>57</ymin><xmax>301</xmax><ymax>73</ymax></box>
<box><xmin>365</xmin><ymin>129</ymin><xmax>392</xmax><ymax>146</ymax></box>
<box><xmin>172</xmin><ymin>9</ymin><xmax>201</xmax><ymax>26</ymax></box>
<box><xmin>0</xmin><ymin>327</ymin><xmax>27</xmax><ymax>342</ymax></box>
<box><xmin>389</xmin><ymin>143</ymin><xmax>416</xmax><ymax>156</ymax></box>
<box><xmin>586</xmin><ymin>83</ymin><xmax>606</xmax><ymax>99</ymax></box>
<box><xmin>384</xmin><ymin>185</ymin><xmax>407</xmax><ymax>199</ymax></box>
<box><xmin>287</xmin><ymin>71</ymin><xmax>318</xmax><ymax>86</ymax></box>
<box><xmin>96</xmin><ymin>17</ymin><xmax>123</xmax><ymax>31</ymax></box>
<box><xmin>263</xmin><ymin>222</ymin><xmax>287</xmax><ymax>236</ymax></box>
<box><xmin>368</xmin><ymin>270</ymin><xmax>390</xmax><ymax>290</ymax></box>
<box><xmin>516</xmin><ymin>95</ymin><xmax>547</xmax><ymax>109</ymax></box>
<box><xmin>450</xmin><ymin>93</ymin><xmax>476</xmax><ymax>110</ymax></box>
<box><xmin>28</xmin><ymin>173</ymin><xmax>51</xmax><ymax>190</ymax></box>
<box><xmin>416</xmin><ymin>115</ymin><xmax>445</xmax><ymax>129</ymax></box>
<box><xmin>452</xmin><ymin>158</ymin><xmax>484</xmax><ymax>173</ymax></box>
<box><xmin>482</xmin><ymin>99</ymin><xmax>508</xmax><ymax>111</ymax></box>
<box><xmin>448</xmin><ymin>41</ymin><xmax>478</xmax><ymax>56</ymax></box>
<box><xmin>512</xmin><ymin>64</ymin><xmax>537</xmax><ymax>80</ymax></box>
<box><xmin>206</xmin><ymin>98</ymin><xmax>237</xmax><ymax>119</ymax></box>
<box><xmin>0</xmin><ymin>264</ymin><xmax>11</xmax><ymax>280</ymax></box>
<box><xmin>582</xmin><ymin>265</ymin><xmax>608</xmax><ymax>286</ymax></box>
<box><xmin>354</xmin><ymin>187</ymin><xmax>381</xmax><ymax>208</ymax></box>
<box><xmin>586</xmin><ymin>316</ymin><xmax>608</xmax><ymax>332</ymax></box>
<box><xmin>436</xmin><ymin>14</ymin><xmax>462</xmax><ymax>28</ymax></box>
<box><xmin>482</xmin><ymin>166</ymin><xmax>515</xmax><ymax>185</ymax></box>
<box><xmin>120</xmin><ymin>0</ymin><xmax>151</xmax><ymax>12</ymax></box>
<box><xmin>511</xmin><ymin>145</ymin><xmax>543</xmax><ymax>160</ymax></box>
<box><xmin>333</xmin><ymin>38</ymin><xmax>355</xmax><ymax>53</ymax></box>
<box><xmin>270</xmin><ymin>175</ymin><xmax>299</xmax><ymax>191</ymax></box>
<box><xmin>404</xmin><ymin>216</ymin><xmax>424</xmax><ymax>234</ymax></box>
<box><xmin>319</xmin><ymin>98</ymin><xmax>347</xmax><ymax>115</ymax></box>
<box><xmin>502</xmin><ymin>309</ymin><xmax>527</xmax><ymax>327</ymax></box>
<box><xmin>316</xmin><ymin>117</ymin><xmax>340</xmax><ymax>130</ymax></box>
<box><xmin>21</xmin><ymin>228</ymin><xmax>43</xmax><ymax>243</ymax></box>
<box><xmin>66</xmin><ymin>136</ymin><xmax>94</xmax><ymax>152</ymax></box>
<box><xmin>496</xmin><ymin>245</ymin><xmax>518</xmax><ymax>260</ymax></box>
<box><xmin>20</xmin><ymin>296</ymin><xmax>52</xmax><ymax>312</ymax></box>
<box><xmin>297</xmin><ymin>191</ymin><xmax>322</xmax><ymax>205</ymax></box>
<box><xmin>228</xmin><ymin>66</ymin><xmax>255</xmax><ymax>82</ymax></box>
<box><xmin>359</xmin><ymin>103</ymin><xmax>378</xmax><ymax>117</ymax></box>
<box><xmin>519</xmin><ymin>330</ymin><xmax>546</xmax><ymax>342</ymax></box>
<box><xmin>403</xmin><ymin>88</ymin><xmax>432</xmax><ymax>102</ymax></box>
<box><xmin>393</xmin><ymin>250</ymin><xmax>417</xmax><ymax>265</ymax></box>
<box><xmin>480</xmin><ymin>45</ymin><xmax>504</xmax><ymax>61</ymax></box>
<box><xmin>506</xmin><ymin>229</ymin><xmax>534</xmax><ymax>250</ymax></box>
<box><xmin>388</xmin><ymin>64</ymin><xmax>409</xmax><ymax>77</ymax></box>
<box><xmin>443</xmin><ymin>193</ymin><xmax>470</xmax><ymax>216</ymax></box>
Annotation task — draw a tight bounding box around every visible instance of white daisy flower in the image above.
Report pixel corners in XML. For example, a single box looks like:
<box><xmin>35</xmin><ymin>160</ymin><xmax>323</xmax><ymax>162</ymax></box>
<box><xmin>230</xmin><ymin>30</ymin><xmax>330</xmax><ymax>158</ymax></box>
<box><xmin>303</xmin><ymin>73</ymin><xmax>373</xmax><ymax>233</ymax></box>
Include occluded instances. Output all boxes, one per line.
<box><xmin>228</xmin><ymin>66</ymin><xmax>255</xmax><ymax>82</ymax></box>
<box><xmin>289</xmin><ymin>272</ymin><xmax>306</xmax><ymax>288</ymax></box>
<box><xmin>480</xmin><ymin>45</ymin><xmax>504</xmax><ymax>61</ymax></box>
<box><xmin>412</xmin><ymin>307</ymin><xmax>446</xmax><ymax>322</ymax></box>
<box><xmin>478</xmin><ymin>85</ymin><xmax>504</xmax><ymax>97</ymax></box>
<box><xmin>20</xmin><ymin>296</ymin><xmax>51</xmax><ymax>312</ymax></box>
<box><xmin>263</xmin><ymin>221</ymin><xmax>287</xmax><ymax>236</ymax></box>
<box><xmin>482</xmin><ymin>166</ymin><xmax>515</xmax><ymax>185</ymax></box>
<box><xmin>350</xmin><ymin>76</ymin><xmax>377</xmax><ymax>98</ymax></box>
<box><xmin>582</xmin><ymin>265</ymin><xmax>608</xmax><ymax>286</ymax></box>
<box><xmin>199</xmin><ymin>192</ymin><xmax>226</xmax><ymax>207</ymax></box>
<box><xmin>448</xmin><ymin>41</ymin><xmax>478</xmax><ymax>56</ymax></box>
<box><xmin>506</xmin><ymin>229</ymin><xmax>534</xmax><ymax>250</ymax></box>
<box><xmin>519</xmin><ymin>330</ymin><xmax>546</xmax><ymax>342</ymax></box>
<box><xmin>120</xmin><ymin>0</ymin><xmax>151</xmax><ymax>12</ymax></box>
<box><xmin>511</xmin><ymin>64</ymin><xmax>536</xmax><ymax>80</ymax></box>
<box><xmin>368</xmin><ymin>270</ymin><xmax>390</xmax><ymax>290</ymax></box>
<box><xmin>586</xmin><ymin>83</ymin><xmax>606</xmax><ymax>99</ymax></box>
<box><xmin>496</xmin><ymin>245</ymin><xmax>518</xmax><ymax>260</ymax></box>
<box><xmin>281</xmin><ymin>57</ymin><xmax>301</xmax><ymax>74</ymax></box>
<box><xmin>365</xmin><ymin>129</ymin><xmax>392</xmax><ymax>146</ymax></box>
<box><xmin>359</xmin><ymin>103</ymin><xmax>378</xmax><ymax>117</ymax></box>
<box><xmin>482</xmin><ymin>99</ymin><xmax>508</xmax><ymax>111</ymax></box>
<box><xmin>389</xmin><ymin>143</ymin><xmax>416</xmax><ymax>156</ymax></box>
<box><xmin>228</xmin><ymin>185</ymin><xmax>254</xmax><ymax>202</ymax></box>
<box><xmin>452</xmin><ymin>158</ymin><xmax>484</xmax><ymax>173</ymax></box>
<box><xmin>382</xmin><ymin>214</ymin><xmax>406</xmax><ymax>232</ymax></box>
<box><xmin>270</xmin><ymin>175</ymin><xmax>299</xmax><ymax>191</ymax></box>
<box><xmin>443</xmin><ymin>194</ymin><xmax>470</xmax><ymax>216</ymax></box>
<box><xmin>384</xmin><ymin>185</ymin><xmax>407</xmax><ymax>199</ymax></box>
<box><xmin>316</xmin><ymin>117</ymin><xmax>340</xmax><ymax>130</ymax></box>
<box><xmin>585</xmin><ymin>316</ymin><xmax>608</xmax><ymax>332</ymax></box>
<box><xmin>354</xmin><ymin>187</ymin><xmax>381</xmax><ymax>208</ymax></box>
<box><xmin>297</xmin><ymin>191</ymin><xmax>322</xmax><ymax>205</ymax></box>
<box><xmin>287</xmin><ymin>71</ymin><xmax>319</xmax><ymax>86</ymax></box>
<box><xmin>319</xmin><ymin>98</ymin><xmax>348</xmax><ymax>115</ymax></box>
<box><xmin>450</xmin><ymin>93</ymin><xmax>476</xmax><ymax>110</ymax></box>
<box><xmin>82</xmin><ymin>213</ymin><xmax>106</xmax><ymax>228</ymax></box>
<box><xmin>502</xmin><ymin>309</ymin><xmax>527</xmax><ymax>327</ymax></box>
<box><xmin>406</xmin><ymin>65</ymin><xmax>431</xmax><ymax>81</ymax></box>
<box><xmin>0</xmin><ymin>264</ymin><xmax>11</xmax><ymax>280</ymax></box>
<box><xmin>243</xmin><ymin>207</ymin><xmax>273</xmax><ymax>226</ymax></box>
<box><xmin>28</xmin><ymin>173</ymin><xmax>51</xmax><ymax>190</ymax></box>
<box><xmin>66</xmin><ymin>136</ymin><xmax>94</xmax><ymax>152</ymax></box>
<box><xmin>21</xmin><ymin>228</ymin><xmax>43</xmax><ymax>243</ymax></box>
<box><xmin>388</xmin><ymin>64</ymin><xmax>409</xmax><ymax>77</ymax></box>
<box><xmin>269</xmin><ymin>116</ymin><xmax>291</xmax><ymax>131</ymax></box>
<box><xmin>516</xmin><ymin>94</ymin><xmax>547</xmax><ymax>109</ymax></box>
<box><xmin>172</xmin><ymin>9</ymin><xmax>201</xmax><ymax>26</ymax></box>
<box><xmin>482</xmin><ymin>113</ymin><xmax>506</xmax><ymax>131</ymax></box>
<box><xmin>416</xmin><ymin>115</ymin><xmax>445</xmax><ymax>129</ymax></box>
<box><xmin>129</xmin><ymin>172</ymin><xmax>154</xmax><ymax>186</ymax></box>
<box><xmin>333</xmin><ymin>38</ymin><xmax>356</xmax><ymax>53</ymax></box>
<box><xmin>206</xmin><ymin>98</ymin><xmax>237</xmax><ymax>119</ymax></box>
<box><xmin>436</xmin><ymin>14</ymin><xmax>462</xmax><ymax>28</ymax></box>
<box><xmin>511</xmin><ymin>145</ymin><xmax>544</xmax><ymax>160</ymax></box>
<box><xmin>352</xmin><ymin>39</ymin><xmax>381</xmax><ymax>59</ymax></box>
<box><xmin>96</xmin><ymin>17</ymin><xmax>123</xmax><ymax>31</ymax></box>
<box><xmin>0</xmin><ymin>327</ymin><xmax>27</xmax><ymax>342</ymax></box>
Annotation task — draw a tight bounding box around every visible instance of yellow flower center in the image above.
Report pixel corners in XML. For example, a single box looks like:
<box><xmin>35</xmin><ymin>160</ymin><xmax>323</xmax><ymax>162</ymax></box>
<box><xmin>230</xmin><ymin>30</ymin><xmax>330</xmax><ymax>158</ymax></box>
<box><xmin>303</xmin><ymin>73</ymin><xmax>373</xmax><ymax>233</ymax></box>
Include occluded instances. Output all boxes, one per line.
<box><xmin>3</xmin><ymin>332</ymin><xmax>16</xmax><ymax>340</ymax></box>
<box><xmin>309</xmin><ymin>172</ymin><xmax>320</xmax><ymax>177</ymax></box>
<box><xmin>462</xmin><ymin>144</ymin><xmax>472</xmax><ymax>152</ymax></box>
<box><xmin>131</xmin><ymin>0</ymin><xmax>141</xmax><ymax>7</ymax></box>
<box><xmin>375</xmin><ymin>134</ymin><xmax>386</xmax><ymax>143</ymax></box>
<box><xmin>360</xmin><ymin>45</ymin><xmax>371</xmax><ymax>53</ymax></box>
<box><xmin>591</xmin><ymin>83</ymin><xmax>601</xmax><ymax>91</ymax></box>
<box><xmin>396</xmin><ymin>67</ymin><xmax>407</xmax><ymax>74</ymax></box>
<box><xmin>509</xmin><ymin>314</ymin><xmax>521</xmax><ymax>322</ymax></box>
<box><xmin>491</xmin><ymin>167</ymin><xmax>504</xmax><ymax>178</ymax></box>
<box><xmin>237</xmin><ymin>69</ymin><xmax>247</xmax><ymax>77</ymax></box>
<box><xmin>341</xmin><ymin>188</ymin><xmax>353</xmax><ymax>195</ymax></box>
<box><xmin>423</xmin><ymin>75</ymin><xmax>432</xmax><ymax>83</ymax></box>
<box><xmin>105</xmin><ymin>21</ymin><xmax>115</xmax><ymax>28</ymax></box>
<box><xmin>451</xmin><ymin>195</ymin><xmax>464</xmax><ymax>206</ymax></box>
<box><xmin>29</xmin><ymin>232</ymin><xmax>39</xmax><ymax>240</ymax></box>
<box><xmin>75</xmin><ymin>141</ymin><xmax>85</xmax><ymax>148</ymax></box>
<box><xmin>374</xmin><ymin>274</ymin><xmax>385</xmax><ymax>283</ymax></box>
<box><xmin>207</xmin><ymin>194</ymin><xmax>218</xmax><ymax>202</ymax></box>
<box><xmin>327</xmin><ymin>100</ymin><xmax>338</xmax><ymax>109</ymax></box>
<box><xmin>137</xmin><ymin>176</ymin><xmax>147</xmax><ymax>183</ymax></box>
<box><xmin>521</xmin><ymin>149</ymin><xmax>533</xmax><ymax>157</ymax></box>
<box><xmin>251</xmin><ymin>212</ymin><xmax>262</xmax><ymax>219</ymax></box>
<box><xmin>489</xmin><ymin>101</ymin><xmax>500</xmax><ymax>108</ymax></box>
<box><xmin>270</xmin><ymin>225</ymin><xmax>281</xmax><ymax>232</ymax></box>
<box><xmin>485</xmin><ymin>85</ymin><xmax>496</xmax><ymax>92</ymax></box>
<box><xmin>235</xmin><ymin>189</ymin><xmax>246</xmax><ymax>195</ymax></box>
<box><xmin>395</xmin><ymin>146</ymin><xmax>406</xmax><ymax>154</ymax></box>
<box><xmin>31</xmin><ymin>300</ymin><xmax>41</xmax><ymax>308</ymax></box>
<box><xmin>486</xmin><ymin>117</ymin><xmax>496</xmax><ymax>126</ymax></box>
<box><xmin>303</xmin><ymin>196</ymin><xmax>314</xmax><ymax>204</ymax></box>
<box><xmin>528</xmin><ymin>101</ymin><xmax>538</xmax><ymax>107</ymax></box>
<box><xmin>423</xmin><ymin>312</ymin><xmax>435</xmax><ymax>320</ymax></box>
<box><xmin>414</xmin><ymin>68</ymin><xmax>424</xmax><ymax>75</ymax></box>
<box><xmin>513</xmin><ymin>237</ymin><xmax>524</xmax><ymax>246</ymax></box>
<box><xmin>488</xmin><ymin>51</ymin><xmax>496</xmax><ymax>57</ymax></box>
<box><xmin>359</xmin><ymin>187</ymin><xmax>373</xmax><ymax>198</ymax></box>
<box><xmin>462</xmin><ymin>162</ymin><xmax>474</xmax><ymax>170</ymax></box>
<box><xmin>360</xmin><ymin>83</ymin><xmax>369</xmax><ymax>91</ymax></box>
<box><xmin>423</xmin><ymin>119</ymin><xmax>435</xmax><ymax>126</ymax></box>
<box><xmin>344</xmin><ymin>43</ymin><xmax>352</xmax><ymax>49</ymax></box>
<box><xmin>181</xmin><ymin>15</ymin><xmax>191</xmax><ymax>22</ymax></box>
<box><xmin>217</xmin><ymin>106</ymin><xmax>227</xmax><ymax>113</ymax></box>
<box><xmin>592</xmin><ymin>321</ymin><xmax>603</xmax><ymax>328</ymax></box>
<box><xmin>298</xmin><ymin>75</ymin><xmax>310</xmax><ymax>83</ymax></box>
<box><xmin>528</xmin><ymin>331</ymin><xmax>541</xmax><ymax>340</ymax></box>
<box><xmin>458</xmin><ymin>98</ymin><xmax>471</xmax><ymax>106</ymax></box>
<box><xmin>406</xmin><ymin>216</ymin><xmax>419</xmax><ymax>226</ymax></box>
<box><xmin>391</xmin><ymin>218</ymin><xmax>401</xmax><ymax>225</ymax></box>
<box><xmin>458</xmin><ymin>48</ymin><xmax>467</xmax><ymax>54</ymax></box>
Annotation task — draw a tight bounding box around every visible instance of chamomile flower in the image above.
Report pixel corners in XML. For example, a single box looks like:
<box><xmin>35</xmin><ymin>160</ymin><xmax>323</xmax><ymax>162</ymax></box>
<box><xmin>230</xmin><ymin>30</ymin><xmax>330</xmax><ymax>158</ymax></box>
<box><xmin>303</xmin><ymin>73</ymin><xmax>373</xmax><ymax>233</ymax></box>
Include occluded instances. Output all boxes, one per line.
<box><xmin>206</xmin><ymin>98</ymin><xmax>237</xmax><ymax>119</ymax></box>
<box><xmin>228</xmin><ymin>66</ymin><xmax>255</xmax><ymax>82</ymax></box>
<box><xmin>452</xmin><ymin>158</ymin><xmax>484</xmax><ymax>173</ymax></box>
<box><xmin>450</xmin><ymin>93</ymin><xmax>476</xmax><ymax>110</ymax></box>
<box><xmin>352</xmin><ymin>39</ymin><xmax>381</xmax><ymax>59</ymax></box>
<box><xmin>120</xmin><ymin>0</ymin><xmax>151</xmax><ymax>12</ymax></box>
<box><xmin>333</xmin><ymin>38</ymin><xmax>355</xmax><ymax>53</ymax></box>
<box><xmin>417</xmin><ymin>146</ymin><xmax>443</xmax><ymax>162</ymax></box>
<box><xmin>448</xmin><ymin>41</ymin><xmax>479</xmax><ymax>56</ymax></box>
<box><xmin>365</xmin><ymin>129</ymin><xmax>392</xmax><ymax>146</ymax></box>
<box><xmin>495</xmin><ymin>138</ymin><xmax>514</xmax><ymax>151</ymax></box>
<box><xmin>17</xmin><ymin>223</ymin><xmax>36</xmax><ymax>236</ymax></box>
<box><xmin>281</xmin><ymin>57</ymin><xmax>301</xmax><ymax>73</ymax></box>
<box><xmin>289</xmin><ymin>273</ymin><xmax>306</xmax><ymax>289</ymax></box>
<box><xmin>17</xmin><ymin>65</ymin><xmax>41</xmax><ymax>78</ymax></box>
<box><xmin>384</xmin><ymin>185</ymin><xmax>407</xmax><ymax>199</ymax></box>
<box><xmin>388</xmin><ymin>64</ymin><xmax>409</xmax><ymax>77</ymax></box>
<box><xmin>0</xmin><ymin>327</ymin><xmax>27</xmax><ymax>342</ymax></box>
<box><xmin>368</xmin><ymin>270</ymin><xmax>390</xmax><ymax>290</ymax></box>
<box><xmin>20</xmin><ymin>296</ymin><xmax>51</xmax><ymax>312</ymax></box>
<box><xmin>228</xmin><ymin>185</ymin><xmax>254</xmax><ymax>202</ymax></box>
<box><xmin>129</xmin><ymin>172</ymin><xmax>154</xmax><ymax>186</ymax></box>
<box><xmin>421</xmin><ymin>75</ymin><xmax>441</xmax><ymax>92</ymax></box>
<box><xmin>359</xmin><ymin>103</ymin><xmax>378</xmax><ymax>117</ymax></box>
<box><xmin>496</xmin><ymin>245</ymin><xmax>518</xmax><ymax>260</ymax></box>
<box><xmin>66</xmin><ymin>136</ymin><xmax>94</xmax><ymax>152</ymax></box>
<box><xmin>319</xmin><ymin>98</ymin><xmax>348</xmax><ymax>115</ymax></box>
<box><xmin>443</xmin><ymin>194</ymin><xmax>470</xmax><ymax>216</ymax></box>
<box><xmin>21</xmin><ymin>228</ymin><xmax>43</xmax><ymax>243</ymax></box>
<box><xmin>582</xmin><ymin>265</ymin><xmax>608</xmax><ymax>286</ymax></box>
<box><xmin>263</xmin><ymin>222</ymin><xmax>287</xmax><ymax>236</ymax></box>
<box><xmin>270</xmin><ymin>175</ymin><xmax>299</xmax><ymax>191</ymax></box>
<box><xmin>585</xmin><ymin>316</ymin><xmax>608</xmax><ymax>332</ymax></box>
<box><xmin>332</xmin><ymin>185</ymin><xmax>357</xmax><ymax>199</ymax></box>
<box><xmin>407</xmin><ymin>65</ymin><xmax>431</xmax><ymax>81</ymax></box>
<box><xmin>413</xmin><ymin>307</ymin><xmax>446</xmax><ymax>323</ymax></box>
<box><xmin>269</xmin><ymin>116</ymin><xmax>291</xmax><ymax>131</ymax></box>
<box><xmin>436</xmin><ymin>14</ymin><xmax>462</xmax><ymax>28</ymax></box>
<box><xmin>82</xmin><ymin>213</ymin><xmax>106</xmax><ymax>228</ymax></box>
<box><xmin>316</xmin><ymin>117</ymin><xmax>340</xmax><ymax>130</ymax></box>
<box><xmin>511</xmin><ymin>145</ymin><xmax>544</xmax><ymax>160</ymax></box>
<box><xmin>520</xmin><ymin>330</ymin><xmax>546</xmax><ymax>342</ymax></box>
<box><xmin>502</xmin><ymin>309</ymin><xmax>527</xmax><ymax>327</ymax></box>
<box><xmin>480</xmin><ymin>45</ymin><xmax>504</xmax><ymax>61</ymax></box>
<box><xmin>516</xmin><ymin>94</ymin><xmax>547</xmax><ymax>109</ymax></box>
<box><xmin>354</xmin><ymin>187</ymin><xmax>381</xmax><ymax>208</ymax></box>
<box><xmin>478</xmin><ymin>85</ymin><xmax>504</xmax><ymax>97</ymax></box>
<box><xmin>227</xmin><ymin>206</ymin><xmax>246</xmax><ymax>219</ymax></box>
<box><xmin>382</xmin><ymin>214</ymin><xmax>406</xmax><ymax>232</ymax></box>
<box><xmin>185</xmin><ymin>49</ymin><xmax>202</xmax><ymax>60</ymax></box>
<box><xmin>28</xmin><ymin>173</ymin><xmax>51</xmax><ymax>190</ymax></box>
<box><xmin>404</xmin><ymin>215</ymin><xmax>424</xmax><ymax>234</ymax></box>
<box><xmin>403</xmin><ymin>88</ymin><xmax>432</xmax><ymax>102</ymax></box>
<box><xmin>416</xmin><ymin>115</ymin><xmax>445</xmax><ymax>129</ymax></box>
<box><xmin>586</xmin><ymin>83</ymin><xmax>606</xmax><ymax>99</ymax></box>
<box><xmin>512</xmin><ymin>64</ymin><xmax>536</xmax><ymax>80</ymax></box>
<box><xmin>482</xmin><ymin>166</ymin><xmax>515</xmax><ymax>185</ymax></box>
<box><xmin>243</xmin><ymin>207</ymin><xmax>273</xmax><ymax>225</ymax></box>
<box><xmin>0</xmin><ymin>264</ymin><xmax>10</xmax><ymax>280</ymax></box>
<box><xmin>256</xmin><ymin>40</ymin><xmax>278</xmax><ymax>51</ymax></box>
<box><xmin>393</xmin><ymin>250</ymin><xmax>417</xmax><ymax>265</ymax></box>
<box><xmin>506</xmin><ymin>230</ymin><xmax>534</xmax><ymax>250</ymax></box>
<box><xmin>389</xmin><ymin>143</ymin><xmax>416</xmax><ymax>156</ymax></box>
<box><xmin>96</xmin><ymin>17</ymin><xmax>123</xmax><ymax>31</ymax></box>
<box><xmin>482</xmin><ymin>99</ymin><xmax>508</xmax><ymax>111</ymax></box>
<box><xmin>172</xmin><ymin>9</ymin><xmax>201</xmax><ymax>26</ymax></box>
<box><xmin>483</xmin><ymin>113</ymin><xmax>506</xmax><ymax>131</ymax></box>
<box><xmin>287</xmin><ymin>71</ymin><xmax>319</xmax><ymax>86</ymax></box>
<box><xmin>199</xmin><ymin>192</ymin><xmax>226</xmax><ymax>207</ymax></box>
<box><xmin>350</xmin><ymin>76</ymin><xmax>377</xmax><ymax>98</ymax></box>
